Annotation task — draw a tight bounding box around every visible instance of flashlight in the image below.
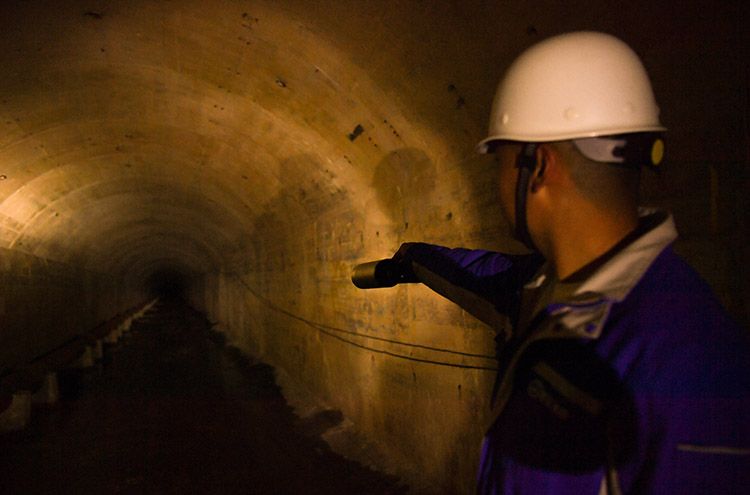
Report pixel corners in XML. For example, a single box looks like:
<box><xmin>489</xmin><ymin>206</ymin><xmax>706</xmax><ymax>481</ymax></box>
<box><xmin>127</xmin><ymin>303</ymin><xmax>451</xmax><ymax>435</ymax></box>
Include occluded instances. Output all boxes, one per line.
<box><xmin>351</xmin><ymin>259</ymin><xmax>418</xmax><ymax>289</ymax></box>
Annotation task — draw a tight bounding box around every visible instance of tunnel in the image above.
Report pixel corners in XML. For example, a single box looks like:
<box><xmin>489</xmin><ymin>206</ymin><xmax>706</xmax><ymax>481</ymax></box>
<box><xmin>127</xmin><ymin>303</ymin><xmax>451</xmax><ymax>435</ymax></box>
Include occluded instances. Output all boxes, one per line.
<box><xmin>0</xmin><ymin>1</ymin><xmax>747</xmax><ymax>493</ymax></box>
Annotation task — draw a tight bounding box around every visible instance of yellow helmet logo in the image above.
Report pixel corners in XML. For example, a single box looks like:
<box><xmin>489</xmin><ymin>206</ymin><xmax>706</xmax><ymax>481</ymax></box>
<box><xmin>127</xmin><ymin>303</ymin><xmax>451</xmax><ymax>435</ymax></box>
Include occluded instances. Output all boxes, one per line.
<box><xmin>651</xmin><ymin>139</ymin><xmax>665</xmax><ymax>166</ymax></box>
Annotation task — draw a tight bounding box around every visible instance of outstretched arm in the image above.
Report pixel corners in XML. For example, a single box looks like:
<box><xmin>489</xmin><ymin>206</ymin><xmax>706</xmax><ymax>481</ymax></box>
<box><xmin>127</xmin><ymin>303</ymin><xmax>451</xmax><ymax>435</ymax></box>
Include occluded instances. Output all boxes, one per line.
<box><xmin>391</xmin><ymin>242</ymin><xmax>544</xmax><ymax>337</ymax></box>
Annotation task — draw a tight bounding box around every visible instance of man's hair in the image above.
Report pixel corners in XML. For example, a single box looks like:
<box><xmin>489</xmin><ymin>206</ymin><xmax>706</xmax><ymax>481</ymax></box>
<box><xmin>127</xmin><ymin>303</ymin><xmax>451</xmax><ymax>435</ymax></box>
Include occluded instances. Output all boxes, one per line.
<box><xmin>552</xmin><ymin>141</ymin><xmax>641</xmax><ymax>209</ymax></box>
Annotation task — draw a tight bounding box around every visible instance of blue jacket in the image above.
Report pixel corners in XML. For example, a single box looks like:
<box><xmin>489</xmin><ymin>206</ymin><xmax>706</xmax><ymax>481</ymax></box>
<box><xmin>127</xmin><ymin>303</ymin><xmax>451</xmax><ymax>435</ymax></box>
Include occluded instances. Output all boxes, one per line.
<box><xmin>400</xmin><ymin>211</ymin><xmax>750</xmax><ymax>494</ymax></box>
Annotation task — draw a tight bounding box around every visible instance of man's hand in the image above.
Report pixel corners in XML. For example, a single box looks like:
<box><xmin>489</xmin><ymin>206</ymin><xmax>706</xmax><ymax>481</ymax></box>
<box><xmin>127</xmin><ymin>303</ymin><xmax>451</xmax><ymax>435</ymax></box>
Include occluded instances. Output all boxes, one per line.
<box><xmin>390</xmin><ymin>243</ymin><xmax>419</xmax><ymax>283</ymax></box>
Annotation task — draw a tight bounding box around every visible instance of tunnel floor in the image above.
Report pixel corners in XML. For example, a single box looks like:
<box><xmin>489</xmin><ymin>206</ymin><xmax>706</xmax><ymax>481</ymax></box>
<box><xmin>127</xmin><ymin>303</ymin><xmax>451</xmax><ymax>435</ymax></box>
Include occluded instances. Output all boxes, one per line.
<box><xmin>0</xmin><ymin>301</ymin><xmax>407</xmax><ymax>494</ymax></box>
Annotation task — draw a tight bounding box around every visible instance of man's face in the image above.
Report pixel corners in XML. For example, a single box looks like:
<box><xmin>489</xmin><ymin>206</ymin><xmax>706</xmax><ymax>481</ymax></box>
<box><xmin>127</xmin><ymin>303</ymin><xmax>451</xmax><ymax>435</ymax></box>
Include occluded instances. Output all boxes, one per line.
<box><xmin>493</xmin><ymin>142</ymin><xmax>522</xmax><ymax>229</ymax></box>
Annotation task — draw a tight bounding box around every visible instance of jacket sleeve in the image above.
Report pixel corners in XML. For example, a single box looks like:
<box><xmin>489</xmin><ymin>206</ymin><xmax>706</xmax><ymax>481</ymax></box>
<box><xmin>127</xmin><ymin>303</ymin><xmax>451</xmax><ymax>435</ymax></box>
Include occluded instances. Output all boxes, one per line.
<box><xmin>394</xmin><ymin>242</ymin><xmax>544</xmax><ymax>336</ymax></box>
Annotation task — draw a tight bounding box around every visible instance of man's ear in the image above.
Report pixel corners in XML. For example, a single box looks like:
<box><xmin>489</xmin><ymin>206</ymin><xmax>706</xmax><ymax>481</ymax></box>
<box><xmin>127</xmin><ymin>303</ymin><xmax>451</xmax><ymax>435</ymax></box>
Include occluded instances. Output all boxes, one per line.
<box><xmin>530</xmin><ymin>144</ymin><xmax>554</xmax><ymax>192</ymax></box>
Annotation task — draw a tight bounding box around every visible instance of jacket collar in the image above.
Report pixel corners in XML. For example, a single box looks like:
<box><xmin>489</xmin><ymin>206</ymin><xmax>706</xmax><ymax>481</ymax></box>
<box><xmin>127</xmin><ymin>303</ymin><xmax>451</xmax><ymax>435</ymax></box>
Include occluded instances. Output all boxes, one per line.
<box><xmin>525</xmin><ymin>209</ymin><xmax>677</xmax><ymax>339</ymax></box>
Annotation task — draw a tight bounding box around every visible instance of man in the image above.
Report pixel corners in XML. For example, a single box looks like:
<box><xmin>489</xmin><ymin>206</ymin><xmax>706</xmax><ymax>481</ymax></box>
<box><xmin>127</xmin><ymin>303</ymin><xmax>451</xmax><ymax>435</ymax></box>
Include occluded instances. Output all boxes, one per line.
<box><xmin>378</xmin><ymin>32</ymin><xmax>750</xmax><ymax>493</ymax></box>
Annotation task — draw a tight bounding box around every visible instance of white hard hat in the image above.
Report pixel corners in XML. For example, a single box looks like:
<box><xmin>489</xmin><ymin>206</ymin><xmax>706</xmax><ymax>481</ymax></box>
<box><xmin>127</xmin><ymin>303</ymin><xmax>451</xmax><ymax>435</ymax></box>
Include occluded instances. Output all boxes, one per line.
<box><xmin>477</xmin><ymin>31</ymin><xmax>666</xmax><ymax>152</ymax></box>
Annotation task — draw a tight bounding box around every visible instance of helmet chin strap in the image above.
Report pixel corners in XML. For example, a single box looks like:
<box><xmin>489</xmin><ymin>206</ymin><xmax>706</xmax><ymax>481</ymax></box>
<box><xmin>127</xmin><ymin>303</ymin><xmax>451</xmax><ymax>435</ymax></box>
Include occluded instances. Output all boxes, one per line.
<box><xmin>515</xmin><ymin>143</ymin><xmax>539</xmax><ymax>252</ymax></box>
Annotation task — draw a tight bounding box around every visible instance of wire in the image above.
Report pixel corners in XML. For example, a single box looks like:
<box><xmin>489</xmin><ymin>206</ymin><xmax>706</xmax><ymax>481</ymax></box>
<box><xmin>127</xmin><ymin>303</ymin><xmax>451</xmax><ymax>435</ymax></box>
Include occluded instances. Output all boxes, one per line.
<box><xmin>314</xmin><ymin>326</ymin><xmax>499</xmax><ymax>371</ymax></box>
<box><xmin>228</xmin><ymin>274</ymin><xmax>499</xmax><ymax>371</ymax></box>
<box><xmin>230</xmin><ymin>274</ymin><xmax>496</xmax><ymax>359</ymax></box>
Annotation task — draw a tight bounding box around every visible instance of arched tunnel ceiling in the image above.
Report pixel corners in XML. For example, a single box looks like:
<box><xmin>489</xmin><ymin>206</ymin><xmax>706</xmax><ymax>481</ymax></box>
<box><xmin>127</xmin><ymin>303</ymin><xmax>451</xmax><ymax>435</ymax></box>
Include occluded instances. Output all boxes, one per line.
<box><xmin>0</xmin><ymin>0</ymin><xmax>743</xmax><ymax>289</ymax></box>
<box><xmin>1</xmin><ymin>0</ymin><xmax>494</xmax><ymax>286</ymax></box>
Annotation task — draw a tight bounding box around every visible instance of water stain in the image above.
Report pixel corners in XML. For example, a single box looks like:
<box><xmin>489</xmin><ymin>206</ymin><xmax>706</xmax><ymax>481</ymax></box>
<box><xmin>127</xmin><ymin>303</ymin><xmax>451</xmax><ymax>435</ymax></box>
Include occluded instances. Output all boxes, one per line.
<box><xmin>371</xmin><ymin>148</ymin><xmax>436</xmax><ymax>227</ymax></box>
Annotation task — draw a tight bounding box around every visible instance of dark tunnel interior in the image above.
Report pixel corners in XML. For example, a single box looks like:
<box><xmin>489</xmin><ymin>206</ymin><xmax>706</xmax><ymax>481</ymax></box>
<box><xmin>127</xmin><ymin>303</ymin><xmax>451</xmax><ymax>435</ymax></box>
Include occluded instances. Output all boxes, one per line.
<box><xmin>146</xmin><ymin>268</ymin><xmax>190</xmax><ymax>301</ymax></box>
<box><xmin>0</xmin><ymin>1</ymin><xmax>747</xmax><ymax>493</ymax></box>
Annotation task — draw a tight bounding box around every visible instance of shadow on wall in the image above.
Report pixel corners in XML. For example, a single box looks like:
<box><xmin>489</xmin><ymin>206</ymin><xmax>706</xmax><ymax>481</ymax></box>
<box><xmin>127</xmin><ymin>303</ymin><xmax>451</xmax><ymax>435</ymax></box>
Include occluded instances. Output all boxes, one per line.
<box><xmin>215</xmin><ymin>148</ymin><xmax>496</xmax><ymax>492</ymax></box>
<box><xmin>241</xmin><ymin>152</ymin><xmax>362</xmax><ymax>358</ymax></box>
<box><xmin>248</xmin><ymin>152</ymin><xmax>358</xmax><ymax>274</ymax></box>
<box><xmin>373</xmin><ymin>146</ymin><xmax>516</xmax><ymax>252</ymax></box>
<box><xmin>371</xmin><ymin>147</ymin><xmax>436</xmax><ymax>236</ymax></box>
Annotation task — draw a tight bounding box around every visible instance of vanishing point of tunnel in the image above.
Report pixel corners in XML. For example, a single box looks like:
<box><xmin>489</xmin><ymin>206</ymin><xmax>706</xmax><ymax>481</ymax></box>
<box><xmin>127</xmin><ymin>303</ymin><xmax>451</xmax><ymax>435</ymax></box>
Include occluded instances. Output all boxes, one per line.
<box><xmin>0</xmin><ymin>1</ymin><xmax>747</xmax><ymax>493</ymax></box>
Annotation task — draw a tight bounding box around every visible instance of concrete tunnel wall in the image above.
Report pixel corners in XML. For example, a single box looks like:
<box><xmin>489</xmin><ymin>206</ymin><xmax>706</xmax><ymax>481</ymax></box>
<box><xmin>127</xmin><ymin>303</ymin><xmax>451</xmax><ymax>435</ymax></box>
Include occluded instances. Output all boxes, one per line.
<box><xmin>0</xmin><ymin>0</ymin><xmax>747</xmax><ymax>492</ymax></box>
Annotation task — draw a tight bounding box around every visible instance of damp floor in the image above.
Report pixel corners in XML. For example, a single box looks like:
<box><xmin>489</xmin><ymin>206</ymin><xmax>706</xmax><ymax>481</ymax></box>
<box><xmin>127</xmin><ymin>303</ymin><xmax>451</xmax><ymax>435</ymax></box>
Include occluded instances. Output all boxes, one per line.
<box><xmin>0</xmin><ymin>300</ymin><xmax>407</xmax><ymax>494</ymax></box>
